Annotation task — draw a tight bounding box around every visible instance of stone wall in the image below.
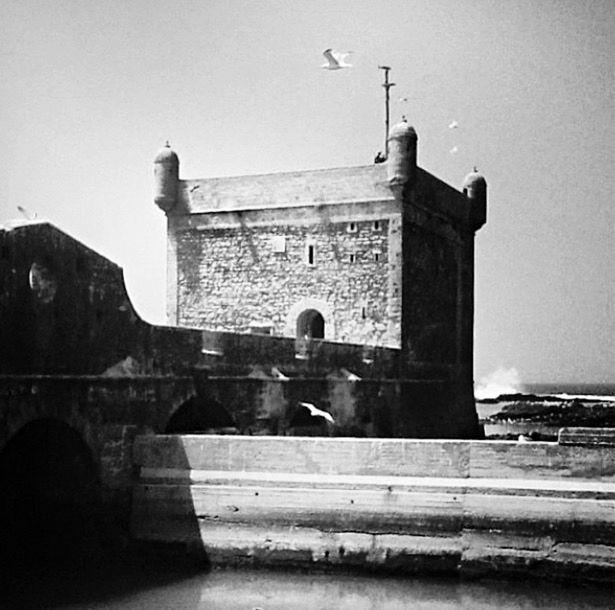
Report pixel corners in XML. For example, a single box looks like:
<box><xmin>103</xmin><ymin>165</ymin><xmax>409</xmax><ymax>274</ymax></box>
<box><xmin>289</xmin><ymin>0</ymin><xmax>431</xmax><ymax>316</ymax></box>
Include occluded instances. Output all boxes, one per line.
<box><xmin>131</xmin><ymin>434</ymin><xmax>615</xmax><ymax>583</ymax></box>
<box><xmin>186</xmin><ymin>376</ymin><xmax>463</xmax><ymax>438</ymax></box>
<box><xmin>401</xmin><ymin>221</ymin><xmax>460</xmax><ymax>364</ymax></box>
<box><xmin>0</xmin><ymin>374</ymin><xmax>196</xmax><ymax>565</ymax></box>
<box><xmin>177</xmin><ymin>164</ymin><xmax>393</xmax><ymax>214</ymax></box>
<box><xmin>176</xmin><ymin>217</ymin><xmax>397</xmax><ymax>346</ymax></box>
<box><xmin>200</xmin><ymin>329</ymin><xmax>402</xmax><ymax>378</ymax></box>
<box><xmin>0</xmin><ymin>222</ymin><xmax>204</xmax><ymax>376</ymax></box>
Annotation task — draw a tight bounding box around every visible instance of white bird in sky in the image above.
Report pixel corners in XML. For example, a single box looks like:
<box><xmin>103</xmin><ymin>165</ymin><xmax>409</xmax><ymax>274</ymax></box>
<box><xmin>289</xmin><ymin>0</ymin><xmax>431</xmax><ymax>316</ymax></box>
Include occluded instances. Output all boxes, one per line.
<box><xmin>321</xmin><ymin>48</ymin><xmax>352</xmax><ymax>70</ymax></box>
<box><xmin>449</xmin><ymin>145</ymin><xmax>459</xmax><ymax>155</ymax></box>
<box><xmin>448</xmin><ymin>120</ymin><xmax>459</xmax><ymax>129</ymax></box>
<box><xmin>299</xmin><ymin>402</ymin><xmax>335</xmax><ymax>424</ymax></box>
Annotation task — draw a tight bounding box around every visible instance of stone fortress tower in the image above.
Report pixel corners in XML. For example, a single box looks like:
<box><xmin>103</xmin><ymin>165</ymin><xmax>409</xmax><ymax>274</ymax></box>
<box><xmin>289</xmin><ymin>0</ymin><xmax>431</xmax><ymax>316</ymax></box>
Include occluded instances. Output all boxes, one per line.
<box><xmin>154</xmin><ymin>118</ymin><xmax>486</xmax><ymax>399</ymax></box>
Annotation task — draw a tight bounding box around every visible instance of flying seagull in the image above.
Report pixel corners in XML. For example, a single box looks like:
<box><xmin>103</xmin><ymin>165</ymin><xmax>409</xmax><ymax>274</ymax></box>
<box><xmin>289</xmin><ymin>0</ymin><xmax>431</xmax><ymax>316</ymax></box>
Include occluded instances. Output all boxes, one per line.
<box><xmin>299</xmin><ymin>401</ymin><xmax>335</xmax><ymax>424</ymax></box>
<box><xmin>321</xmin><ymin>48</ymin><xmax>352</xmax><ymax>70</ymax></box>
<box><xmin>449</xmin><ymin>145</ymin><xmax>459</xmax><ymax>155</ymax></box>
<box><xmin>448</xmin><ymin>120</ymin><xmax>459</xmax><ymax>129</ymax></box>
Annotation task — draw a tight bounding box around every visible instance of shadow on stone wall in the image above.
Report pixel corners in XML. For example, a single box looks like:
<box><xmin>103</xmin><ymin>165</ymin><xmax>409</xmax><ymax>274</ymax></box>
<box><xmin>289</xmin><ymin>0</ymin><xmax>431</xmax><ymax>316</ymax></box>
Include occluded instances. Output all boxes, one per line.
<box><xmin>131</xmin><ymin>436</ymin><xmax>210</xmax><ymax>573</ymax></box>
<box><xmin>176</xmin><ymin>375</ymin><xmax>480</xmax><ymax>439</ymax></box>
<box><xmin>0</xmin><ymin>418</ymin><xmax>207</xmax><ymax>606</ymax></box>
<box><xmin>0</xmin><ymin>419</ymin><xmax>111</xmax><ymax>570</ymax></box>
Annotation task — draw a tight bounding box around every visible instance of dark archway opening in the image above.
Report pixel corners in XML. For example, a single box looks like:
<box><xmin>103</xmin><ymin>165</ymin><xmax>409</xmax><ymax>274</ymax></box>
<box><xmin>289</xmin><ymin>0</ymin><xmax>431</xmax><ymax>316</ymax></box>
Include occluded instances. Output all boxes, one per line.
<box><xmin>296</xmin><ymin>309</ymin><xmax>325</xmax><ymax>339</ymax></box>
<box><xmin>165</xmin><ymin>396</ymin><xmax>237</xmax><ymax>434</ymax></box>
<box><xmin>0</xmin><ymin>419</ymin><xmax>207</xmax><ymax>606</ymax></box>
<box><xmin>0</xmin><ymin>419</ymin><xmax>110</xmax><ymax>574</ymax></box>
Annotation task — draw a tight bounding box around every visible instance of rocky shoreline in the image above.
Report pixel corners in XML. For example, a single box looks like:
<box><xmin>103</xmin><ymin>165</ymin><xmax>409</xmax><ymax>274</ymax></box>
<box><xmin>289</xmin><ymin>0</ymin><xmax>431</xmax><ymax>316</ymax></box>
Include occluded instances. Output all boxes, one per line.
<box><xmin>478</xmin><ymin>395</ymin><xmax>615</xmax><ymax>440</ymax></box>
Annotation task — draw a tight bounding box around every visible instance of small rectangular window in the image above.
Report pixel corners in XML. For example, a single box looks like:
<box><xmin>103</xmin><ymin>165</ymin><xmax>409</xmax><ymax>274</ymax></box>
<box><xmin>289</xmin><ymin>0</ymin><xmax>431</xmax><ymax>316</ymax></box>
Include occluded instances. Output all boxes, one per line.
<box><xmin>374</xmin><ymin>252</ymin><xmax>381</xmax><ymax>262</ymax></box>
<box><xmin>306</xmin><ymin>243</ymin><xmax>316</xmax><ymax>266</ymax></box>
<box><xmin>373</xmin><ymin>220</ymin><xmax>381</xmax><ymax>231</ymax></box>
<box><xmin>347</xmin><ymin>222</ymin><xmax>357</xmax><ymax>233</ymax></box>
<box><xmin>349</xmin><ymin>253</ymin><xmax>356</xmax><ymax>263</ymax></box>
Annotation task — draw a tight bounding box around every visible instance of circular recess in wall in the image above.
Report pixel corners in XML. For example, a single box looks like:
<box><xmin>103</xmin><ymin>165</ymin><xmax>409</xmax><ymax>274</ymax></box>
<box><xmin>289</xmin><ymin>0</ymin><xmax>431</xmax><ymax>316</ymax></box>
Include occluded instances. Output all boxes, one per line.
<box><xmin>29</xmin><ymin>260</ymin><xmax>57</xmax><ymax>304</ymax></box>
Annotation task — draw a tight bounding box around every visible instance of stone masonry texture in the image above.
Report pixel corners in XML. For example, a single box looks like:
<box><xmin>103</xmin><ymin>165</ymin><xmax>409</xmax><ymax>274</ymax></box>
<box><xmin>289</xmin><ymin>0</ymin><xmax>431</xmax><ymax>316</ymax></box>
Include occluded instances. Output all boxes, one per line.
<box><xmin>176</xmin><ymin>218</ymin><xmax>395</xmax><ymax>346</ymax></box>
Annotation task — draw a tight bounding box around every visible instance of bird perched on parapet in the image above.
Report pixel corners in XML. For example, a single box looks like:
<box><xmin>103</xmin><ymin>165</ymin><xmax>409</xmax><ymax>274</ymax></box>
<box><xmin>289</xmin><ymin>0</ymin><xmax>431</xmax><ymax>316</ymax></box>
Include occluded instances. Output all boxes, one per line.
<box><xmin>321</xmin><ymin>48</ymin><xmax>352</xmax><ymax>70</ymax></box>
<box><xmin>299</xmin><ymin>402</ymin><xmax>335</xmax><ymax>424</ymax></box>
<box><xmin>341</xmin><ymin>368</ymin><xmax>361</xmax><ymax>381</ymax></box>
<box><xmin>17</xmin><ymin>205</ymin><xmax>37</xmax><ymax>220</ymax></box>
<box><xmin>271</xmin><ymin>367</ymin><xmax>289</xmax><ymax>380</ymax></box>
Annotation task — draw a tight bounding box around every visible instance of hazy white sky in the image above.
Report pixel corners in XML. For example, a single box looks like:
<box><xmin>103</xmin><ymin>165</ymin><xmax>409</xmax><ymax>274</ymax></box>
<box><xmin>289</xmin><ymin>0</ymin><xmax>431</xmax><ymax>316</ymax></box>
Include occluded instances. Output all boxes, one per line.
<box><xmin>1</xmin><ymin>0</ymin><xmax>613</xmax><ymax>383</ymax></box>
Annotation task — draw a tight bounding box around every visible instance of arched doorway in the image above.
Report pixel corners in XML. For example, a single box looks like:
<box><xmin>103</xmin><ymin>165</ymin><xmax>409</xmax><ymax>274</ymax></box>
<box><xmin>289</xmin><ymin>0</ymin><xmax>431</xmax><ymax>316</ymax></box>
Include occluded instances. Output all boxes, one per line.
<box><xmin>296</xmin><ymin>308</ymin><xmax>325</xmax><ymax>339</ymax></box>
<box><xmin>285</xmin><ymin>298</ymin><xmax>334</xmax><ymax>340</ymax></box>
<box><xmin>0</xmin><ymin>418</ymin><xmax>108</xmax><ymax>571</ymax></box>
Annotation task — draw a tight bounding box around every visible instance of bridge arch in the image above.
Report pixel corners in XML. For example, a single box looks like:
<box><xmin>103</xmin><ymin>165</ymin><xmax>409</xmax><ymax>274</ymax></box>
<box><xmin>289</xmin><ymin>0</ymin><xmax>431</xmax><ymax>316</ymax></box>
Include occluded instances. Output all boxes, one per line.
<box><xmin>165</xmin><ymin>395</ymin><xmax>237</xmax><ymax>434</ymax></box>
<box><xmin>0</xmin><ymin>418</ymin><xmax>110</xmax><ymax>569</ymax></box>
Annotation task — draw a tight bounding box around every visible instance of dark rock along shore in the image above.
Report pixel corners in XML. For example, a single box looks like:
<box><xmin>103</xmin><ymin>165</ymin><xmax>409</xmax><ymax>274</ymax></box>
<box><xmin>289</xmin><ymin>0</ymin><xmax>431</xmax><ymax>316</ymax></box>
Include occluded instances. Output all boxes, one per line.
<box><xmin>479</xmin><ymin>395</ymin><xmax>615</xmax><ymax>440</ymax></box>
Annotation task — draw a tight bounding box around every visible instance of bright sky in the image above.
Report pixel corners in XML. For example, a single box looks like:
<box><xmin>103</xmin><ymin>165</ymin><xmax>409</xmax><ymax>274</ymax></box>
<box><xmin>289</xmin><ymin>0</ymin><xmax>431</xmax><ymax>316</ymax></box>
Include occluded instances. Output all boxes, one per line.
<box><xmin>1</xmin><ymin>0</ymin><xmax>613</xmax><ymax>384</ymax></box>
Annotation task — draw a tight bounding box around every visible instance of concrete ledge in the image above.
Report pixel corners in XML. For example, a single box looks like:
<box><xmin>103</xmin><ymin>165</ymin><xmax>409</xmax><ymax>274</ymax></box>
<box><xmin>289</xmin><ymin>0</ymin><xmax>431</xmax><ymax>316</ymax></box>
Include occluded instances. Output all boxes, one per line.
<box><xmin>138</xmin><ymin>468</ymin><xmax>615</xmax><ymax>497</ymax></box>
<box><xmin>190</xmin><ymin>523</ymin><xmax>462</xmax><ymax>574</ymax></box>
<box><xmin>559</xmin><ymin>427</ymin><xmax>615</xmax><ymax>447</ymax></box>
<box><xmin>131</xmin><ymin>434</ymin><xmax>615</xmax><ymax>583</ymax></box>
<box><xmin>133</xmin><ymin>435</ymin><xmax>615</xmax><ymax>481</ymax></box>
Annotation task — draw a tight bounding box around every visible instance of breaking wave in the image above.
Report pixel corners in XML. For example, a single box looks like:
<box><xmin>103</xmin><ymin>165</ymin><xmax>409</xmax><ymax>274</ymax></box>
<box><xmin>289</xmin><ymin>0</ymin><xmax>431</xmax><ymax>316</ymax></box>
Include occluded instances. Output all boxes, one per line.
<box><xmin>550</xmin><ymin>393</ymin><xmax>615</xmax><ymax>403</ymax></box>
<box><xmin>475</xmin><ymin>370</ymin><xmax>615</xmax><ymax>402</ymax></box>
<box><xmin>474</xmin><ymin>367</ymin><xmax>523</xmax><ymax>400</ymax></box>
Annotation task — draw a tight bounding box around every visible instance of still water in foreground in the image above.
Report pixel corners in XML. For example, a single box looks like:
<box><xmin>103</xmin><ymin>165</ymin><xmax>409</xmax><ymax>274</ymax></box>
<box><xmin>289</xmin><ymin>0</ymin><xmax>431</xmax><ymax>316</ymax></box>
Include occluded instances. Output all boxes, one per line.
<box><xmin>8</xmin><ymin>565</ymin><xmax>614</xmax><ymax>610</ymax></box>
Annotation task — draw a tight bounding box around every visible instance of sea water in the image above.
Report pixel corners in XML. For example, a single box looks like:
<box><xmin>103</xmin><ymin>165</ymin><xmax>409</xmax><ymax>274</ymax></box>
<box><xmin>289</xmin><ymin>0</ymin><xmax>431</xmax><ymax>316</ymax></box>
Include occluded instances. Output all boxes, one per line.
<box><xmin>475</xmin><ymin>374</ymin><xmax>615</xmax><ymax>403</ymax></box>
<box><xmin>524</xmin><ymin>383</ymin><xmax>615</xmax><ymax>402</ymax></box>
<box><xmin>7</xmin><ymin>566</ymin><xmax>615</xmax><ymax>609</ymax></box>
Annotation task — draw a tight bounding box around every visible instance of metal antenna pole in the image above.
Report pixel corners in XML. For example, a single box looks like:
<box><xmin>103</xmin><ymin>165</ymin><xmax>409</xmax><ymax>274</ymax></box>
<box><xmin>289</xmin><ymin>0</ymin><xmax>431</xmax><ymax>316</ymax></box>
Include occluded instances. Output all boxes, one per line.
<box><xmin>378</xmin><ymin>65</ymin><xmax>395</xmax><ymax>158</ymax></box>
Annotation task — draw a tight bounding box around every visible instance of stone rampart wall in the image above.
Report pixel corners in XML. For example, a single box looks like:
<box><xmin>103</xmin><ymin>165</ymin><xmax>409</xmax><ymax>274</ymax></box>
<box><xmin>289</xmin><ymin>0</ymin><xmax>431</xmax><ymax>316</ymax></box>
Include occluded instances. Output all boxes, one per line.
<box><xmin>0</xmin><ymin>222</ymin><xmax>204</xmax><ymax>376</ymax></box>
<box><xmin>200</xmin><ymin>329</ymin><xmax>402</xmax><ymax>378</ymax></box>
<box><xmin>183</xmin><ymin>376</ymin><xmax>475</xmax><ymax>439</ymax></box>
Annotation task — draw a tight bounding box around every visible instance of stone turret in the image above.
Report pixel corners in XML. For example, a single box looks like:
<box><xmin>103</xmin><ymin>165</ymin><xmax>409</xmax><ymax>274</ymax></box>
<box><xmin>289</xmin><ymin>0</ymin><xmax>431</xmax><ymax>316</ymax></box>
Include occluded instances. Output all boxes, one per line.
<box><xmin>154</xmin><ymin>143</ymin><xmax>179</xmax><ymax>212</ymax></box>
<box><xmin>463</xmin><ymin>168</ymin><xmax>487</xmax><ymax>229</ymax></box>
<box><xmin>386</xmin><ymin>118</ymin><xmax>417</xmax><ymax>189</ymax></box>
